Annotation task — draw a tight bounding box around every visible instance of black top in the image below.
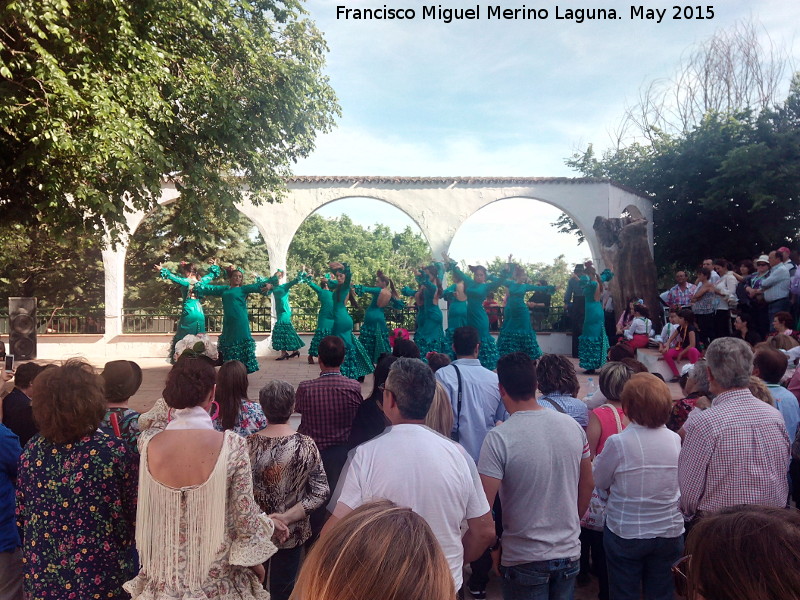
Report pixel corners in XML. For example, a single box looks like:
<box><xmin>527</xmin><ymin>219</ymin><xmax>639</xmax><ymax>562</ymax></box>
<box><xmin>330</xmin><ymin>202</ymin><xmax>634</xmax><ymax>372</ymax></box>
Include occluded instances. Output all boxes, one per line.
<box><xmin>735</xmin><ymin>329</ymin><xmax>763</xmax><ymax>347</ymax></box>
<box><xmin>528</xmin><ymin>290</ymin><xmax>552</xmax><ymax>314</ymax></box>
<box><xmin>2</xmin><ymin>388</ymin><xmax>38</xmax><ymax>447</ymax></box>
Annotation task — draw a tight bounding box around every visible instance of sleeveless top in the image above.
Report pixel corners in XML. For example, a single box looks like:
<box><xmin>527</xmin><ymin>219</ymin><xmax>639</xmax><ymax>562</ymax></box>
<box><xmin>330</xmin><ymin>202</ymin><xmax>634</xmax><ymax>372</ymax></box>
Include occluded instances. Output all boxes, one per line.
<box><xmin>593</xmin><ymin>404</ymin><xmax>626</xmax><ymax>455</ymax></box>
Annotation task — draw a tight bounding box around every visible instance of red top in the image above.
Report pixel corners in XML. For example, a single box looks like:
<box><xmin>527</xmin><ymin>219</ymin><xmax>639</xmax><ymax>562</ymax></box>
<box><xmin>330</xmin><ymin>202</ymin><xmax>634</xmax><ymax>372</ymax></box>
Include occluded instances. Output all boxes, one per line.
<box><xmin>295</xmin><ymin>372</ymin><xmax>363</xmax><ymax>450</ymax></box>
<box><xmin>593</xmin><ymin>404</ymin><xmax>626</xmax><ymax>455</ymax></box>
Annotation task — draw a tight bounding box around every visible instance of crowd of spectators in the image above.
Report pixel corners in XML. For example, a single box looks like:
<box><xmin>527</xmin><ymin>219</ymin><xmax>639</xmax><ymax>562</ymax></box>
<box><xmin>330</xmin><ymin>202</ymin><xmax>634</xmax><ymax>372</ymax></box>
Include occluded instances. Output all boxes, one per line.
<box><xmin>0</xmin><ymin>312</ymin><xmax>799</xmax><ymax>600</ymax></box>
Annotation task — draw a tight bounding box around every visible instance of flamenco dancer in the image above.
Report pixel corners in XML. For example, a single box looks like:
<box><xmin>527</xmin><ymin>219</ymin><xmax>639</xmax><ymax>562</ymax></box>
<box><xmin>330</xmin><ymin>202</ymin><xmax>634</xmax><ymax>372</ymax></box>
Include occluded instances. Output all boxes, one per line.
<box><xmin>354</xmin><ymin>270</ymin><xmax>404</xmax><ymax>364</ymax></box>
<box><xmin>156</xmin><ymin>259</ymin><xmax>222</xmax><ymax>363</ymax></box>
<box><xmin>194</xmin><ymin>265</ymin><xmax>268</xmax><ymax>373</ymax></box>
<box><xmin>578</xmin><ymin>262</ymin><xmax>614</xmax><ymax>374</ymax></box>
<box><xmin>305</xmin><ymin>276</ymin><xmax>335</xmax><ymax>364</ymax></box>
<box><xmin>327</xmin><ymin>262</ymin><xmax>374</xmax><ymax>380</ymax></box>
<box><xmin>410</xmin><ymin>262</ymin><xmax>447</xmax><ymax>358</ymax></box>
<box><xmin>497</xmin><ymin>258</ymin><xmax>555</xmax><ymax>360</ymax></box>
<box><xmin>263</xmin><ymin>269</ymin><xmax>306</xmax><ymax>361</ymax></box>
<box><xmin>443</xmin><ymin>270</ymin><xmax>468</xmax><ymax>359</ymax></box>
<box><xmin>443</xmin><ymin>253</ymin><xmax>502</xmax><ymax>370</ymax></box>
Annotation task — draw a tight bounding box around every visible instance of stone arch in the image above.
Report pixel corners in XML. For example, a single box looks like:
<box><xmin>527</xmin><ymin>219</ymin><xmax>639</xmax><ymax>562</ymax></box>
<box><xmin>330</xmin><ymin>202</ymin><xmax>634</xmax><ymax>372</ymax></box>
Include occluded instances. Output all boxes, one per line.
<box><xmin>101</xmin><ymin>176</ymin><xmax>651</xmax><ymax>337</ymax></box>
<box><xmin>447</xmin><ymin>194</ymin><xmax>601</xmax><ymax>268</ymax></box>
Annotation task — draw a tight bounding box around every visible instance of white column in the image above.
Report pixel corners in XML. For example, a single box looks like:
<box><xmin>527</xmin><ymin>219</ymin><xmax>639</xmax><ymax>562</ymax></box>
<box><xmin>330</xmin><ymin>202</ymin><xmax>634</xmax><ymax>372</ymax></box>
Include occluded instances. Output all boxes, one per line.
<box><xmin>101</xmin><ymin>240</ymin><xmax>127</xmax><ymax>338</ymax></box>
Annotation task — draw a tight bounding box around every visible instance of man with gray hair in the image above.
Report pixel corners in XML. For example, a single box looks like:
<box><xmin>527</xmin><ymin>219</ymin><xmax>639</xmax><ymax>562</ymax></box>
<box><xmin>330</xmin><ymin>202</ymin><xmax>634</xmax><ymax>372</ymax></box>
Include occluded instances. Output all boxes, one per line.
<box><xmin>678</xmin><ymin>337</ymin><xmax>790</xmax><ymax>526</ymax></box>
<box><xmin>325</xmin><ymin>358</ymin><xmax>495</xmax><ymax>592</ymax></box>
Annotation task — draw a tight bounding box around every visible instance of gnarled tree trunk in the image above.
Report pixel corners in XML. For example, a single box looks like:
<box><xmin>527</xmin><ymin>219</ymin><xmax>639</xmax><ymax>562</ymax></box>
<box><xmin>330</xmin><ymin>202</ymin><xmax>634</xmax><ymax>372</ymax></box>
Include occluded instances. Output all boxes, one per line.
<box><xmin>594</xmin><ymin>215</ymin><xmax>662</xmax><ymax>331</ymax></box>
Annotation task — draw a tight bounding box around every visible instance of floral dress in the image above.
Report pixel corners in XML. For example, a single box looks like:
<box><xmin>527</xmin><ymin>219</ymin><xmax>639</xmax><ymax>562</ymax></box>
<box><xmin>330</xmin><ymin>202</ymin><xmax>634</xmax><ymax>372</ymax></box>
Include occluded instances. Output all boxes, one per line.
<box><xmin>16</xmin><ymin>433</ymin><xmax>138</xmax><ymax>600</ymax></box>
<box><xmin>213</xmin><ymin>401</ymin><xmax>268</xmax><ymax>437</ymax></box>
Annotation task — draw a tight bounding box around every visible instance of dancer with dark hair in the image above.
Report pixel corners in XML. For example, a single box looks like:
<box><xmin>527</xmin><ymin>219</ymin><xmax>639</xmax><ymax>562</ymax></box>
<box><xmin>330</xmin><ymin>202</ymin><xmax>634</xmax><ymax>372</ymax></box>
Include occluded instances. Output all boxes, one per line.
<box><xmin>579</xmin><ymin>262</ymin><xmax>614</xmax><ymax>374</ymax></box>
<box><xmin>497</xmin><ymin>260</ymin><xmax>554</xmax><ymax>360</ymax></box>
<box><xmin>305</xmin><ymin>276</ymin><xmax>335</xmax><ymax>365</ymax></box>
<box><xmin>156</xmin><ymin>259</ymin><xmax>222</xmax><ymax>363</ymax></box>
<box><xmin>194</xmin><ymin>265</ymin><xmax>269</xmax><ymax>373</ymax></box>
<box><xmin>443</xmin><ymin>270</ymin><xmax>468</xmax><ymax>359</ymax></box>
<box><xmin>443</xmin><ymin>253</ymin><xmax>502</xmax><ymax>370</ymax></box>
<box><xmin>354</xmin><ymin>270</ymin><xmax>403</xmax><ymax>364</ymax></box>
<box><xmin>409</xmin><ymin>262</ymin><xmax>447</xmax><ymax>359</ymax></box>
<box><xmin>264</xmin><ymin>269</ymin><xmax>306</xmax><ymax>361</ymax></box>
<box><xmin>327</xmin><ymin>262</ymin><xmax>373</xmax><ymax>380</ymax></box>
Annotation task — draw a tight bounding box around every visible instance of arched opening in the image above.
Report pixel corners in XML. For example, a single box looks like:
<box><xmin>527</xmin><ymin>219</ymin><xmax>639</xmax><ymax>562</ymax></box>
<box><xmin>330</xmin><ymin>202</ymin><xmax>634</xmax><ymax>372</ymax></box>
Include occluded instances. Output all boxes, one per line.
<box><xmin>124</xmin><ymin>202</ymin><xmax>271</xmax><ymax>334</ymax></box>
<box><xmin>448</xmin><ymin>197</ymin><xmax>592</xmax><ymax>332</ymax></box>
<box><xmin>287</xmin><ymin>197</ymin><xmax>431</xmax><ymax>332</ymax></box>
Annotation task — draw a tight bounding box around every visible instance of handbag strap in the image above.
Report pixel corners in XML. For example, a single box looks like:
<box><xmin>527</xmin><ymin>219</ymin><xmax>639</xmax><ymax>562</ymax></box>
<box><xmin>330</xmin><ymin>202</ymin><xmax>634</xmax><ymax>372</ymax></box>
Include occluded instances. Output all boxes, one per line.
<box><xmin>600</xmin><ymin>403</ymin><xmax>623</xmax><ymax>433</ymax></box>
<box><xmin>453</xmin><ymin>364</ymin><xmax>463</xmax><ymax>439</ymax></box>
<box><xmin>540</xmin><ymin>396</ymin><xmax>566</xmax><ymax>414</ymax></box>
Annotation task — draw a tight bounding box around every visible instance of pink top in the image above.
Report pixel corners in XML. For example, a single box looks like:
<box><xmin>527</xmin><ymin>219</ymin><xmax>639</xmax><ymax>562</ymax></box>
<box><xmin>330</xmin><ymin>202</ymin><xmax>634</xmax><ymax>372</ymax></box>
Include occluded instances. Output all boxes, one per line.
<box><xmin>593</xmin><ymin>404</ymin><xmax>626</xmax><ymax>455</ymax></box>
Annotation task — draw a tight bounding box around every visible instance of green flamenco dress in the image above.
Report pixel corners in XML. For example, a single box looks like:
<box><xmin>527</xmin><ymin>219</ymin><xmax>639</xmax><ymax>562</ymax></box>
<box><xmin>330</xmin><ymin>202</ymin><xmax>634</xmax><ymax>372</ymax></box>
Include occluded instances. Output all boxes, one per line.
<box><xmin>195</xmin><ymin>274</ymin><xmax>269</xmax><ymax>374</ymax></box>
<box><xmin>411</xmin><ymin>264</ymin><xmax>447</xmax><ymax>358</ymax></box>
<box><xmin>267</xmin><ymin>273</ymin><xmax>306</xmax><ymax>352</ymax></box>
<box><xmin>578</xmin><ymin>269</ymin><xmax>614</xmax><ymax>371</ymax></box>
<box><xmin>328</xmin><ymin>264</ymin><xmax>374</xmax><ymax>380</ymax></box>
<box><xmin>497</xmin><ymin>277</ymin><xmax>555</xmax><ymax>360</ymax></box>
<box><xmin>306</xmin><ymin>279</ymin><xmax>335</xmax><ymax>358</ymax></box>
<box><xmin>160</xmin><ymin>264</ymin><xmax>221</xmax><ymax>363</ymax></box>
<box><xmin>446</xmin><ymin>261</ymin><xmax>502</xmax><ymax>370</ymax></box>
<box><xmin>353</xmin><ymin>285</ymin><xmax>403</xmax><ymax>364</ymax></box>
<box><xmin>443</xmin><ymin>283</ymin><xmax>468</xmax><ymax>359</ymax></box>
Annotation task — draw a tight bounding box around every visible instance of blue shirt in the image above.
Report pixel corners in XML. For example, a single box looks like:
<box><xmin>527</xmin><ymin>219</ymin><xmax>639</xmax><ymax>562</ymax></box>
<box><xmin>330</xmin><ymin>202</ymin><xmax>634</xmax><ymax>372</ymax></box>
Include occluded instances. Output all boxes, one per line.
<box><xmin>761</xmin><ymin>263</ymin><xmax>791</xmax><ymax>303</ymax></box>
<box><xmin>0</xmin><ymin>423</ymin><xmax>21</xmax><ymax>552</ymax></box>
<box><xmin>767</xmin><ymin>384</ymin><xmax>800</xmax><ymax>441</ymax></box>
<box><xmin>436</xmin><ymin>358</ymin><xmax>508</xmax><ymax>463</ymax></box>
<box><xmin>537</xmin><ymin>393</ymin><xmax>589</xmax><ymax>428</ymax></box>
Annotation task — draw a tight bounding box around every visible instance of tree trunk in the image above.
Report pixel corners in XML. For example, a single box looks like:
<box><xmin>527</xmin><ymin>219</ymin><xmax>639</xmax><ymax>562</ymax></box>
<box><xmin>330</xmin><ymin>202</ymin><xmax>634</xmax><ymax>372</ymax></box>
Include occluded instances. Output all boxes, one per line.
<box><xmin>594</xmin><ymin>216</ymin><xmax>662</xmax><ymax>331</ymax></box>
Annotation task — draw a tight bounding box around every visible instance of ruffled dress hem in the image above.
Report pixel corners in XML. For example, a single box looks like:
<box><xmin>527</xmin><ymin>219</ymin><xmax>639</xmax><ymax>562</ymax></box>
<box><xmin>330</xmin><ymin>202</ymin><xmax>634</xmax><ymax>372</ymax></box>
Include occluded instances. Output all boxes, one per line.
<box><xmin>271</xmin><ymin>321</ymin><xmax>305</xmax><ymax>352</ymax></box>
<box><xmin>340</xmin><ymin>337</ymin><xmax>374</xmax><ymax>380</ymax></box>
<box><xmin>497</xmin><ymin>331</ymin><xmax>543</xmax><ymax>361</ymax></box>
<box><xmin>219</xmin><ymin>339</ymin><xmax>259</xmax><ymax>373</ymax></box>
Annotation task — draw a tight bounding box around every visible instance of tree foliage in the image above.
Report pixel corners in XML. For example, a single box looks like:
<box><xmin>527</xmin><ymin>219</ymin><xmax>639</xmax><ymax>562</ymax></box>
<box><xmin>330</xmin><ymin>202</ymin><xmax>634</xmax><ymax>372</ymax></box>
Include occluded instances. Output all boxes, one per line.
<box><xmin>0</xmin><ymin>0</ymin><xmax>339</xmax><ymax>242</ymax></box>
<box><xmin>566</xmin><ymin>75</ymin><xmax>800</xmax><ymax>273</ymax></box>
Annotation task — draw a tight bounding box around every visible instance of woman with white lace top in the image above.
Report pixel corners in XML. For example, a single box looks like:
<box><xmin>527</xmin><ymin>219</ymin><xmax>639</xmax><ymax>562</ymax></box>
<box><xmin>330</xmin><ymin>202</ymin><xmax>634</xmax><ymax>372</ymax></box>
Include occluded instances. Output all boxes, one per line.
<box><xmin>125</xmin><ymin>355</ymin><xmax>288</xmax><ymax>600</ymax></box>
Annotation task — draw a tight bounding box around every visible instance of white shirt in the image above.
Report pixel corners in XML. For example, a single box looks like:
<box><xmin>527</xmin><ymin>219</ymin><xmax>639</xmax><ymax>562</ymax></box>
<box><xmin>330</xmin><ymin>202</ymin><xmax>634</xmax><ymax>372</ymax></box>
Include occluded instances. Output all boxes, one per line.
<box><xmin>593</xmin><ymin>424</ymin><xmax>684</xmax><ymax>539</ymax></box>
<box><xmin>333</xmin><ymin>424</ymin><xmax>490</xmax><ymax>588</ymax></box>
<box><xmin>624</xmin><ymin>317</ymin><xmax>654</xmax><ymax>339</ymax></box>
<box><xmin>714</xmin><ymin>271</ymin><xmax>738</xmax><ymax>310</ymax></box>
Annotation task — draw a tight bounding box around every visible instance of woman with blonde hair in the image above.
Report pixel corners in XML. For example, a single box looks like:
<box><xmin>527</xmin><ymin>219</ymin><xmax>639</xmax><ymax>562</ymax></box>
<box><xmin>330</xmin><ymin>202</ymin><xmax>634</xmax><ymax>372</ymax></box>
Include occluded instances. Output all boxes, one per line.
<box><xmin>290</xmin><ymin>499</ymin><xmax>455</xmax><ymax>600</ymax></box>
<box><xmin>425</xmin><ymin>380</ymin><xmax>454</xmax><ymax>437</ymax></box>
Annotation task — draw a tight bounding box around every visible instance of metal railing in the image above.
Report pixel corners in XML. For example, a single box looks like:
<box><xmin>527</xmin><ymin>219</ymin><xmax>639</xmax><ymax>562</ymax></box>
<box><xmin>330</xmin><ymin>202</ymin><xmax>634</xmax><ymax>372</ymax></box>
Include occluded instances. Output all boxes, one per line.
<box><xmin>0</xmin><ymin>305</ymin><xmax>569</xmax><ymax>335</ymax></box>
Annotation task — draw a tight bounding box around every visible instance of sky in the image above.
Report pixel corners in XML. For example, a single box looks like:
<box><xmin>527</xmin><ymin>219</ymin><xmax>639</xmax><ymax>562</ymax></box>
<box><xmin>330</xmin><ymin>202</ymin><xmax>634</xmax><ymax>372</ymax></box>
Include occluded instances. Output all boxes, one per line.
<box><xmin>294</xmin><ymin>0</ymin><xmax>800</xmax><ymax>266</ymax></box>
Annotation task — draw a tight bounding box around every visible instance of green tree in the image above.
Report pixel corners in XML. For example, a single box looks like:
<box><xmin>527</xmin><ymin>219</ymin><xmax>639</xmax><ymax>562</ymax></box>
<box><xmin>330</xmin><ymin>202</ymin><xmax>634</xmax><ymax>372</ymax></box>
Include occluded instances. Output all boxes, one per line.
<box><xmin>125</xmin><ymin>203</ymin><xmax>271</xmax><ymax>311</ymax></box>
<box><xmin>0</xmin><ymin>222</ymin><xmax>104</xmax><ymax>310</ymax></box>
<box><xmin>0</xmin><ymin>0</ymin><xmax>339</xmax><ymax>242</ymax></box>
<box><xmin>566</xmin><ymin>80</ymin><xmax>800</xmax><ymax>273</ymax></box>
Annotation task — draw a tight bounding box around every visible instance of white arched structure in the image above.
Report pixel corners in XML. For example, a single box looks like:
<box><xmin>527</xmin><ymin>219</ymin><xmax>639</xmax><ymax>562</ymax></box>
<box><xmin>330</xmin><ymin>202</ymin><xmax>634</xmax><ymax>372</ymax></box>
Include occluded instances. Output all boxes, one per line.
<box><xmin>102</xmin><ymin>176</ymin><xmax>651</xmax><ymax>337</ymax></box>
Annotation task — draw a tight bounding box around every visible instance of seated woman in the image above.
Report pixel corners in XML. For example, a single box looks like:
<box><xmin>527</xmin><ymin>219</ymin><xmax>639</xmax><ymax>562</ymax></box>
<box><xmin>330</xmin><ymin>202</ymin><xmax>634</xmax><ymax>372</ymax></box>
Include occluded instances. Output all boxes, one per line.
<box><xmin>594</xmin><ymin>373</ymin><xmax>684</xmax><ymax>600</ymax></box>
<box><xmin>292</xmin><ymin>499</ymin><xmax>455</xmax><ymax>600</ymax></box>
<box><xmin>17</xmin><ymin>359</ymin><xmax>138</xmax><ymax>599</ymax></box>
<box><xmin>770</xmin><ymin>310</ymin><xmax>799</xmax><ymax>340</ymax></box>
<box><xmin>662</xmin><ymin>308</ymin><xmax>702</xmax><ymax>382</ymax></box>
<box><xmin>535</xmin><ymin>353</ymin><xmax>588</xmax><ymax>428</ymax></box>
<box><xmin>677</xmin><ymin>505</ymin><xmax>800</xmax><ymax>600</ymax></box>
<box><xmin>248</xmin><ymin>380</ymin><xmax>329</xmax><ymax>600</ymax></box>
<box><xmin>214</xmin><ymin>359</ymin><xmax>267</xmax><ymax>437</ymax></box>
<box><xmin>733</xmin><ymin>312</ymin><xmax>763</xmax><ymax>347</ymax></box>
<box><xmin>126</xmin><ymin>356</ymin><xmax>287</xmax><ymax>599</ymax></box>
<box><xmin>621</xmin><ymin>303</ymin><xmax>654</xmax><ymax>350</ymax></box>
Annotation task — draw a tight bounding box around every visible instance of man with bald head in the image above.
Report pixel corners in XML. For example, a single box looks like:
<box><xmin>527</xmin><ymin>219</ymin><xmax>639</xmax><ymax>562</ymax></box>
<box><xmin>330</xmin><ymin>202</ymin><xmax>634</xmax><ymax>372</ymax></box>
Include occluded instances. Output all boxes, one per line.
<box><xmin>665</xmin><ymin>271</ymin><xmax>696</xmax><ymax>309</ymax></box>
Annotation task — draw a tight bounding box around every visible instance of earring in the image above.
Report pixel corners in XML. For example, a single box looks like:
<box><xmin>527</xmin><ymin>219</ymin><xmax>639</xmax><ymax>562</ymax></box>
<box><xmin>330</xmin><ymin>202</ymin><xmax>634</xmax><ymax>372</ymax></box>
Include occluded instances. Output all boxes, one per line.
<box><xmin>209</xmin><ymin>400</ymin><xmax>220</xmax><ymax>421</ymax></box>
